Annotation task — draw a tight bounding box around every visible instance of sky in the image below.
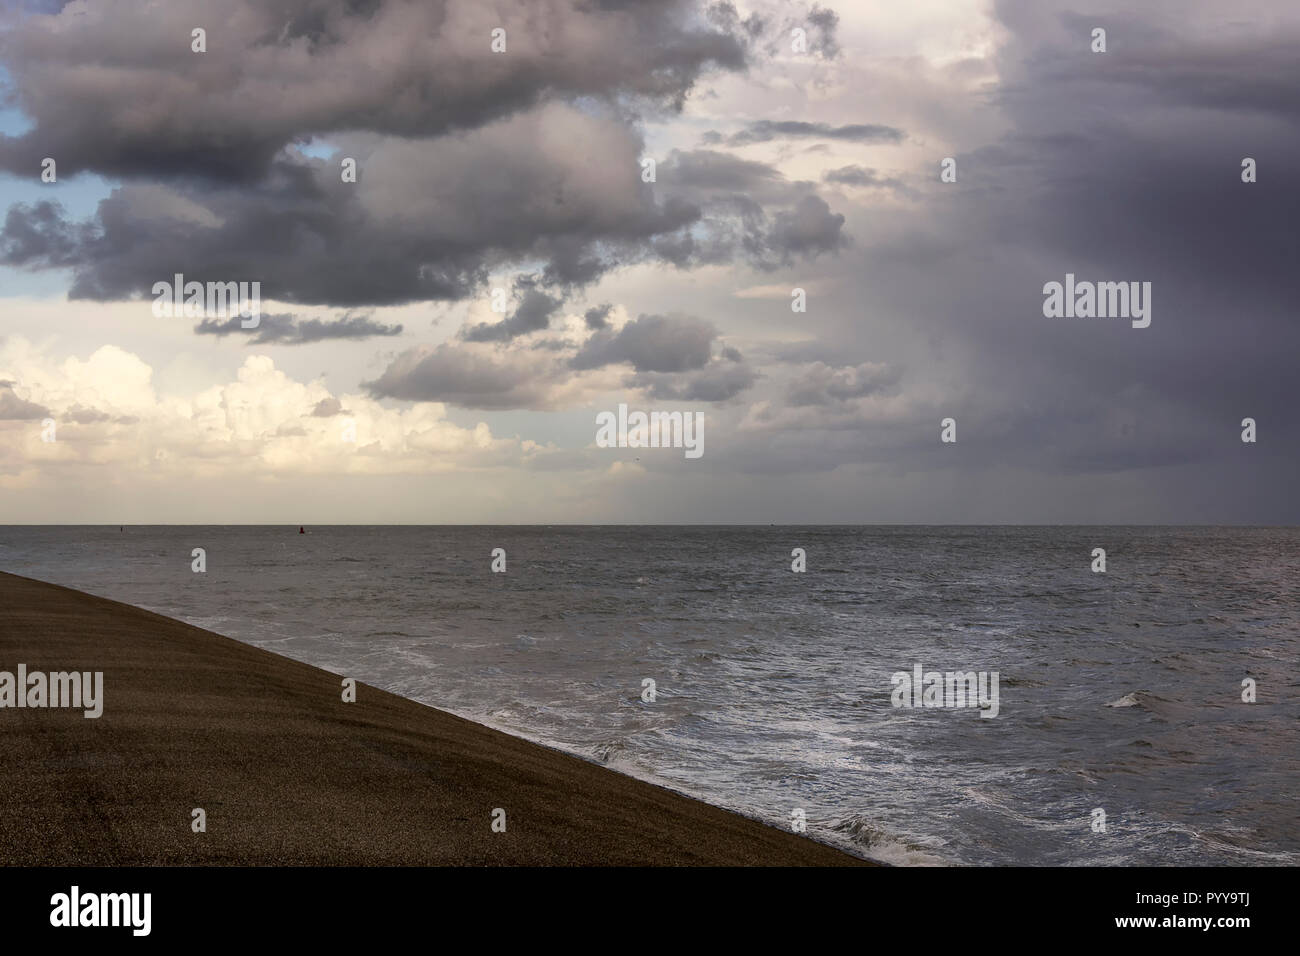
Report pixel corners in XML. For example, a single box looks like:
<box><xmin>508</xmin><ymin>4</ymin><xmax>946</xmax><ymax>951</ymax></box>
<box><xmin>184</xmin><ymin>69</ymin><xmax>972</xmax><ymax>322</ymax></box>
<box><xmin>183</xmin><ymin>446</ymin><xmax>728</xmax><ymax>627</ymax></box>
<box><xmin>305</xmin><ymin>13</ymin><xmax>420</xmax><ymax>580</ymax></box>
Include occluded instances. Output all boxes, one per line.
<box><xmin>0</xmin><ymin>0</ymin><xmax>1295</xmax><ymax>524</ymax></box>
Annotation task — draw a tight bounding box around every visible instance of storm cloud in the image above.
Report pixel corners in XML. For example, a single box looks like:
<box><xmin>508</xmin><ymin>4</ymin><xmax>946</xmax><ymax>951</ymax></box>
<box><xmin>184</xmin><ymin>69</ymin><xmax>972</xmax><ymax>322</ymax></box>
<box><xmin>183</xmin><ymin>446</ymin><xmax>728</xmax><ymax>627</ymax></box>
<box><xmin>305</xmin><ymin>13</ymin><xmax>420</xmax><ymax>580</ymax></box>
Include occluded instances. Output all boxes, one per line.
<box><xmin>0</xmin><ymin>385</ymin><xmax>49</xmax><ymax>420</ymax></box>
<box><xmin>0</xmin><ymin>0</ymin><xmax>747</xmax><ymax>181</ymax></box>
<box><xmin>571</xmin><ymin>313</ymin><xmax>718</xmax><ymax>373</ymax></box>
<box><xmin>460</xmin><ymin>281</ymin><xmax>564</xmax><ymax>343</ymax></box>
<box><xmin>1</xmin><ymin>0</ymin><xmax>1296</xmax><ymax>522</ymax></box>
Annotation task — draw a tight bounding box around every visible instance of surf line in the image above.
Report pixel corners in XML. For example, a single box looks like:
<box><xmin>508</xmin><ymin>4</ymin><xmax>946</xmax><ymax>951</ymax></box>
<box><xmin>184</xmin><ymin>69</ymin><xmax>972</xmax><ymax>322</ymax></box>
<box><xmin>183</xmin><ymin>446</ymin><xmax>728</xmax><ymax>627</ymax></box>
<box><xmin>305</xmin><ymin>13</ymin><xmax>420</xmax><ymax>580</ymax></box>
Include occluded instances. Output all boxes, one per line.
<box><xmin>0</xmin><ymin>665</ymin><xmax>103</xmax><ymax>718</ymax></box>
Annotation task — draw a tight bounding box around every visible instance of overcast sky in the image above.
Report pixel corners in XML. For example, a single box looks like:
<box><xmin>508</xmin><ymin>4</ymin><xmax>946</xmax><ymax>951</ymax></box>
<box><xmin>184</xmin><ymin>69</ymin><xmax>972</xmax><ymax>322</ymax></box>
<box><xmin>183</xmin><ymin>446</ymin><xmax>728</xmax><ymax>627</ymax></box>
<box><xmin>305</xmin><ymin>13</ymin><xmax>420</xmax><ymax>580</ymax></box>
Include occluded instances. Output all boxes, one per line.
<box><xmin>0</xmin><ymin>0</ymin><xmax>1295</xmax><ymax>523</ymax></box>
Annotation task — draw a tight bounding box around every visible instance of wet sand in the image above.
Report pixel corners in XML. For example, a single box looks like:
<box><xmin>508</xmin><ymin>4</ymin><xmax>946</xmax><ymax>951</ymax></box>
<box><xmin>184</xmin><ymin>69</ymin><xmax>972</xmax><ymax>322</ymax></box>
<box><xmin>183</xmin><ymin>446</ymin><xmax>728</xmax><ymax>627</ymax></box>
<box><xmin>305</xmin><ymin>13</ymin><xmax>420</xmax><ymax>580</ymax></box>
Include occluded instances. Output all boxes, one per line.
<box><xmin>0</xmin><ymin>571</ymin><xmax>867</xmax><ymax>865</ymax></box>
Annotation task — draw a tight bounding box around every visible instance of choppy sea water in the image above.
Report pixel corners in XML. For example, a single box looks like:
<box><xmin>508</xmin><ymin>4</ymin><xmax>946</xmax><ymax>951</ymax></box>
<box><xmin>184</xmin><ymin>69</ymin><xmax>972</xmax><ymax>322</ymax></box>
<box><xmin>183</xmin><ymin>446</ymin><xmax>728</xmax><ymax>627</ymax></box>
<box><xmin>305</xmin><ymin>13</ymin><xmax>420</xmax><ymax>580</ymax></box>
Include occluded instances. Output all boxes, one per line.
<box><xmin>2</xmin><ymin>525</ymin><xmax>1296</xmax><ymax>866</ymax></box>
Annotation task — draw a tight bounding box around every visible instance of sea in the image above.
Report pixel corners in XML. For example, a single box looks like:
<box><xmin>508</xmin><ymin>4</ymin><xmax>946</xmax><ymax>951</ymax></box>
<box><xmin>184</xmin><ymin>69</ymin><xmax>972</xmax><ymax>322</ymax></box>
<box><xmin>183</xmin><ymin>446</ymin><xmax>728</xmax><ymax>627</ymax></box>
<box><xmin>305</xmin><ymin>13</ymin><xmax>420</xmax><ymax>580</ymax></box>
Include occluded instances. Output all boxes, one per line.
<box><xmin>1</xmin><ymin>525</ymin><xmax>1296</xmax><ymax>866</ymax></box>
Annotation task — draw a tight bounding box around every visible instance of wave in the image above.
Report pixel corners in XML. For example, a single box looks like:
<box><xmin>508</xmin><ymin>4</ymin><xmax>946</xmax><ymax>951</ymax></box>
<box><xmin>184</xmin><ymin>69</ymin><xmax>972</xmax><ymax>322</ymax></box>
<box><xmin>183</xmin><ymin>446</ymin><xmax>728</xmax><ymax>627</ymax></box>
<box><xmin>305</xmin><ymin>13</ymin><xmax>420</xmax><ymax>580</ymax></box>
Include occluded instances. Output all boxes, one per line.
<box><xmin>831</xmin><ymin>815</ymin><xmax>948</xmax><ymax>866</ymax></box>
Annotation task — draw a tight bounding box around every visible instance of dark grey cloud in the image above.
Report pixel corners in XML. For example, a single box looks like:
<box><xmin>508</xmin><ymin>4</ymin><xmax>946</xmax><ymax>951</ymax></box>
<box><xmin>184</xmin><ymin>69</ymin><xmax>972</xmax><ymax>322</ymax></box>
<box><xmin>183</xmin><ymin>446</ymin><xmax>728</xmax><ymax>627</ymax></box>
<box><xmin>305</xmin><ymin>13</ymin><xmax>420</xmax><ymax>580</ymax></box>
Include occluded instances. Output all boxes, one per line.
<box><xmin>572</xmin><ymin>313</ymin><xmax>717</xmax><ymax>373</ymax></box>
<box><xmin>363</xmin><ymin>343</ymin><xmax>562</xmax><ymax>410</ymax></box>
<box><xmin>741</xmin><ymin>0</ymin><xmax>1300</xmax><ymax>519</ymax></box>
<box><xmin>659</xmin><ymin>148</ymin><xmax>786</xmax><ymax>194</ymax></box>
<box><xmin>650</xmin><ymin>149</ymin><xmax>851</xmax><ymax>270</ymax></box>
<box><xmin>786</xmin><ymin>361</ymin><xmax>900</xmax><ymax>406</ymax></box>
<box><xmin>0</xmin><ymin>0</ymin><xmax>747</xmax><ymax>181</ymax></box>
<box><xmin>4</xmin><ymin>0</ymin><xmax>1294</xmax><ymax>523</ymax></box>
<box><xmin>0</xmin><ymin>1</ymin><xmax>772</xmax><ymax>309</ymax></box>
<box><xmin>582</xmin><ymin>314</ymin><xmax>759</xmax><ymax>400</ymax></box>
<box><xmin>711</xmin><ymin>120</ymin><xmax>904</xmax><ymax>147</ymax></box>
<box><xmin>938</xmin><ymin>0</ymin><xmax>1300</xmax><ymax>465</ymax></box>
<box><xmin>2</xmin><ymin>99</ymin><xmax>849</xmax><ymax>312</ymax></box>
<box><xmin>0</xmin><ymin>200</ymin><xmax>90</xmax><ymax>269</ymax></box>
<box><xmin>766</xmin><ymin>195</ymin><xmax>847</xmax><ymax>259</ymax></box>
<box><xmin>194</xmin><ymin>312</ymin><xmax>403</xmax><ymax>344</ymax></box>
<box><xmin>805</xmin><ymin>4</ymin><xmax>841</xmax><ymax>58</ymax></box>
<box><xmin>0</xmin><ymin>386</ymin><xmax>49</xmax><ymax>420</ymax></box>
<box><xmin>584</xmin><ymin>303</ymin><xmax>614</xmax><ymax>330</ymax></box>
<box><xmin>1</xmin><ymin>117</ymin><xmax>700</xmax><ymax>307</ymax></box>
<box><xmin>366</xmin><ymin>309</ymin><xmax>754</xmax><ymax>409</ymax></box>
<box><xmin>0</xmin><ymin>100</ymin><xmax>858</xmax><ymax>307</ymax></box>
<box><xmin>751</xmin><ymin>1</ymin><xmax>841</xmax><ymax>59</ymax></box>
<box><xmin>630</xmin><ymin>361</ymin><xmax>757</xmax><ymax>402</ymax></box>
<box><xmin>706</xmin><ymin>0</ymin><xmax>837</xmax><ymax>61</ymax></box>
<box><xmin>461</xmin><ymin>281</ymin><xmax>563</xmax><ymax>342</ymax></box>
<box><xmin>705</xmin><ymin>1</ymin><xmax>767</xmax><ymax>42</ymax></box>
<box><xmin>1025</xmin><ymin>9</ymin><xmax>1300</xmax><ymax>120</ymax></box>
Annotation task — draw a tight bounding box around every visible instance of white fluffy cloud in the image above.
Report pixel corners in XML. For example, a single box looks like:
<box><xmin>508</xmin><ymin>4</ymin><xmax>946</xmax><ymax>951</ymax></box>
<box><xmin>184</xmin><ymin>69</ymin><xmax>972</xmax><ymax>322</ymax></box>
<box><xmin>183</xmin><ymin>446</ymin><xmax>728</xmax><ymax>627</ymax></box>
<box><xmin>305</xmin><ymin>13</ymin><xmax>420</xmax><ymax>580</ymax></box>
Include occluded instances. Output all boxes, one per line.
<box><xmin>0</xmin><ymin>339</ymin><xmax>533</xmax><ymax>482</ymax></box>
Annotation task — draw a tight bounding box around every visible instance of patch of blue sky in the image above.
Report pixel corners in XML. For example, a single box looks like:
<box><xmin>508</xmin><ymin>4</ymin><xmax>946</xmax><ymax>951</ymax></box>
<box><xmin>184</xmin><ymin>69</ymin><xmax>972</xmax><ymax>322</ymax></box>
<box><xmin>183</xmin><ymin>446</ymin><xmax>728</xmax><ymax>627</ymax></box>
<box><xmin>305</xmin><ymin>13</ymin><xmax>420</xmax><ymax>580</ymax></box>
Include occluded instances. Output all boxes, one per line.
<box><xmin>296</xmin><ymin>138</ymin><xmax>337</xmax><ymax>160</ymax></box>
<box><xmin>0</xmin><ymin>63</ymin><xmax>116</xmax><ymax>299</ymax></box>
<box><xmin>0</xmin><ymin>168</ymin><xmax>116</xmax><ymax>299</ymax></box>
